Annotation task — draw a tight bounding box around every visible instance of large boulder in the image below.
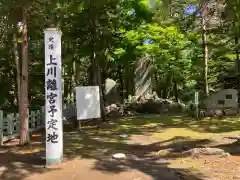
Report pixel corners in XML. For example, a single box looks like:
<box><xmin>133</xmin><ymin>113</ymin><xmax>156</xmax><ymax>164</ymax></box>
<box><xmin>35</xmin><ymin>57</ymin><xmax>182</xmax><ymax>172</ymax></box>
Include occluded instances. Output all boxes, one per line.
<box><xmin>105</xmin><ymin>78</ymin><xmax>121</xmax><ymax>105</ymax></box>
<box><xmin>206</xmin><ymin>109</ymin><xmax>215</xmax><ymax>117</ymax></box>
<box><xmin>224</xmin><ymin>109</ymin><xmax>238</xmax><ymax>116</ymax></box>
<box><xmin>215</xmin><ymin>109</ymin><xmax>224</xmax><ymax>117</ymax></box>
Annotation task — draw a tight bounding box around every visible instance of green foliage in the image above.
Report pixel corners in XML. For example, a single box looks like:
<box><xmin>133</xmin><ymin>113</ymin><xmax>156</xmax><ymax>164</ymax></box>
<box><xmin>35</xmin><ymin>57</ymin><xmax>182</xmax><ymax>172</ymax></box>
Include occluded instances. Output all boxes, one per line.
<box><xmin>1</xmin><ymin>0</ymin><xmax>240</xmax><ymax>110</ymax></box>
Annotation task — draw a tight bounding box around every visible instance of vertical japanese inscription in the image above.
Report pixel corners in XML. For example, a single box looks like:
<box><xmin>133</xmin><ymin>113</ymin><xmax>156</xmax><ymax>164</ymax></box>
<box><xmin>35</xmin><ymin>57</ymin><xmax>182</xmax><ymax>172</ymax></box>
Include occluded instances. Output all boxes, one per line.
<box><xmin>46</xmin><ymin>36</ymin><xmax>58</xmax><ymax>144</ymax></box>
<box><xmin>45</xmin><ymin>28</ymin><xmax>63</xmax><ymax>165</ymax></box>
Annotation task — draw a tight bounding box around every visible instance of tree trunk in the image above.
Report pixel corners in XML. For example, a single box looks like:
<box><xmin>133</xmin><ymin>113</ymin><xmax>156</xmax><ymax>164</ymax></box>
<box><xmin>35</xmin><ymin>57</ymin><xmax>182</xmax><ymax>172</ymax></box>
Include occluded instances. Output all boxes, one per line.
<box><xmin>117</xmin><ymin>65</ymin><xmax>124</xmax><ymax>101</ymax></box>
<box><xmin>201</xmin><ymin>13</ymin><xmax>209</xmax><ymax>97</ymax></box>
<box><xmin>173</xmin><ymin>77</ymin><xmax>179</xmax><ymax>103</ymax></box>
<box><xmin>235</xmin><ymin>37</ymin><xmax>239</xmax><ymax>64</ymax></box>
<box><xmin>19</xmin><ymin>7</ymin><xmax>29</xmax><ymax>145</ymax></box>
<box><xmin>235</xmin><ymin>37</ymin><xmax>240</xmax><ymax>83</ymax></box>
<box><xmin>98</xmin><ymin>65</ymin><xmax>106</xmax><ymax>121</ymax></box>
<box><xmin>88</xmin><ymin>0</ymin><xmax>106</xmax><ymax>122</ymax></box>
<box><xmin>67</xmin><ymin>78</ymin><xmax>72</xmax><ymax>104</ymax></box>
<box><xmin>163</xmin><ymin>85</ymin><xmax>167</xmax><ymax>99</ymax></box>
<box><xmin>62</xmin><ymin>66</ymin><xmax>66</xmax><ymax>104</ymax></box>
<box><xmin>88</xmin><ymin>64</ymin><xmax>93</xmax><ymax>85</ymax></box>
<box><xmin>91</xmin><ymin>53</ymin><xmax>106</xmax><ymax>121</ymax></box>
<box><xmin>13</xmin><ymin>33</ymin><xmax>21</xmax><ymax>114</ymax></box>
<box><xmin>101</xmin><ymin>64</ymin><xmax>107</xmax><ymax>105</ymax></box>
<box><xmin>71</xmin><ymin>58</ymin><xmax>76</xmax><ymax>103</ymax></box>
<box><xmin>235</xmin><ymin>36</ymin><xmax>240</xmax><ymax>103</ymax></box>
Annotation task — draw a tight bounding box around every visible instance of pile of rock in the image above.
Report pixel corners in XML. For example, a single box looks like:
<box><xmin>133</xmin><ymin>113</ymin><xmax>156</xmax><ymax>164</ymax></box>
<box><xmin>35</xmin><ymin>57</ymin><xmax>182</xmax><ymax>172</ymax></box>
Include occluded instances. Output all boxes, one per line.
<box><xmin>105</xmin><ymin>103</ymin><xmax>138</xmax><ymax>118</ymax></box>
<box><xmin>197</xmin><ymin>108</ymin><xmax>238</xmax><ymax>118</ymax></box>
<box><xmin>124</xmin><ymin>92</ymin><xmax>186</xmax><ymax>114</ymax></box>
<box><xmin>105</xmin><ymin>103</ymin><xmax>124</xmax><ymax>118</ymax></box>
<box><xmin>105</xmin><ymin>92</ymin><xmax>186</xmax><ymax>118</ymax></box>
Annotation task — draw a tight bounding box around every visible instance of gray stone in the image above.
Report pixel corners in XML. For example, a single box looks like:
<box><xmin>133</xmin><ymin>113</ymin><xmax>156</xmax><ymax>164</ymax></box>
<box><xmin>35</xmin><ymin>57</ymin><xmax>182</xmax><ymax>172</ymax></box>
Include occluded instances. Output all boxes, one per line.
<box><xmin>124</xmin><ymin>93</ymin><xmax>185</xmax><ymax>114</ymax></box>
<box><xmin>182</xmin><ymin>148</ymin><xmax>225</xmax><ymax>157</ymax></box>
<box><xmin>119</xmin><ymin>134</ymin><xmax>128</xmax><ymax>138</ymax></box>
<box><xmin>206</xmin><ymin>110</ymin><xmax>215</xmax><ymax>117</ymax></box>
<box><xmin>152</xmin><ymin>91</ymin><xmax>158</xmax><ymax>99</ymax></box>
<box><xmin>144</xmin><ymin>93</ymin><xmax>153</xmax><ymax>100</ymax></box>
<box><xmin>105</xmin><ymin>104</ymin><xmax>123</xmax><ymax>118</ymax></box>
<box><xmin>134</xmin><ymin>56</ymin><xmax>152</xmax><ymax>96</ymax></box>
<box><xmin>112</xmin><ymin>153</ymin><xmax>126</xmax><ymax>160</ymax></box>
<box><xmin>0</xmin><ymin>166</ymin><xmax>7</xmax><ymax>174</ymax></box>
<box><xmin>215</xmin><ymin>109</ymin><xmax>223</xmax><ymax>116</ymax></box>
<box><xmin>224</xmin><ymin>109</ymin><xmax>238</xmax><ymax>116</ymax></box>
<box><xmin>204</xmin><ymin>89</ymin><xmax>238</xmax><ymax>110</ymax></box>
<box><xmin>199</xmin><ymin>110</ymin><xmax>206</xmax><ymax>117</ymax></box>
<box><xmin>105</xmin><ymin>78</ymin><xmax>121</xmax><ymax>105</ymax></box>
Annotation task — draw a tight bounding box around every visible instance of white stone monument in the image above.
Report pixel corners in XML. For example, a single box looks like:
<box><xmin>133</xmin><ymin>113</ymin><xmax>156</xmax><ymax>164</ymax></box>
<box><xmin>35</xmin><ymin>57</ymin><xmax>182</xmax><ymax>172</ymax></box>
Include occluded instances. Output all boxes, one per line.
<box><xmin>204</xmin><ymin>89</ymin><xmax>238</xmax><ymax>110</ymax></box>
<box><xmin>44</xmin><ymin>28</ymin><xmax>63</xmax><ymax>165</ymax></box>
<box><xmin>75</xmin><ymin>86</ymin><xmax>101</xmax><ymax>120</ymax></box>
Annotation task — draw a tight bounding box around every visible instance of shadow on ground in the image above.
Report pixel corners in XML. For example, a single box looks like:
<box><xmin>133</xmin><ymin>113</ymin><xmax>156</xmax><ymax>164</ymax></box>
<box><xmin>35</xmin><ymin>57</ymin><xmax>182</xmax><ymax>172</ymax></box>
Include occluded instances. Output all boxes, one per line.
<box><xmin>109</xmin><ymin>114</ymin><xmax>240</xmax><ymax>134</ymax></box>
<box><xmin>1</xmin><ymin>114</ymin><xmax>240</xmax><ymax>180</ymax></box>
<box><xmin>0</xmin><ymin>131</ymin><xmax>60</xmax><ymax>180</ymax></box>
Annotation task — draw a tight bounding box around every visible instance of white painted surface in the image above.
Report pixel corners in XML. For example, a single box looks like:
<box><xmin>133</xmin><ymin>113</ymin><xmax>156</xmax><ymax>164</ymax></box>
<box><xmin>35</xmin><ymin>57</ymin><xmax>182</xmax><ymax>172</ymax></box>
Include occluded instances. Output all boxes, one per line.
<box><xmin>75</xmin><ymin>86</ymin><xmax>101</xmax><ymax>120</ymax></box>
<box><xmin>44</xmin><ymin>28</ymin><xmax>63</xmax><ymax>164</ymax></box>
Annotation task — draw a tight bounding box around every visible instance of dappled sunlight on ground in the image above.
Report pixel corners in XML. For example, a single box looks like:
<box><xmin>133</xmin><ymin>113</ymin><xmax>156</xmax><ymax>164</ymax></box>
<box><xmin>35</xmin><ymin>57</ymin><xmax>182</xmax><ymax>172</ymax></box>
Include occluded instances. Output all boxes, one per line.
<box><xmin>0</xmin><ymin>114</ymin><xmax>240</xmax><ymax>180</ymax></box>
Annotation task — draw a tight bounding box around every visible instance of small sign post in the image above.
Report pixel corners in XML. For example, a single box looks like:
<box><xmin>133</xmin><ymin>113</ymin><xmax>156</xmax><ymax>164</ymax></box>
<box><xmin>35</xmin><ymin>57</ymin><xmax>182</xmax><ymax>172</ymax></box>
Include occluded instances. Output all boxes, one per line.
<box><xmin>44</xmin><ymin>28</ymin><xmax>63</xmax><ymax>165</ymax></box>
<box><xmin>195</xmin><ymin>92</ymin><xmax>199</xmax><ymax>119</ymax></box>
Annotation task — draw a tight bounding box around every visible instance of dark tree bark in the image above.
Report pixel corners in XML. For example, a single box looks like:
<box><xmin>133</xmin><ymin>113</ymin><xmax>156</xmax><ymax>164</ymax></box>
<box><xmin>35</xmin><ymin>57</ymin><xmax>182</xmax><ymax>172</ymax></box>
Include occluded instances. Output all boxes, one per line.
<box><xmin>173</xmin><ymin>77</ymin><xmax>179</xmax><ymax>103</ymax></box>
<box><xmin>71</xmin><ymin>58</ymin><xmax>76</xmax><ymax>103</ymax></box>
<box><xmin>117</xmin><ymin>65</ymin><xmax>124</xmax><ymax>101</ymax></box>
<box><xmin>13</xmin><ymin>32</ymin><xmax>21</xmax><ymax>114</ymax></box>
<box><xmin>19</xmin><ymin>7</ymin><xmax>30</xmax><ymax>145</ymax></box>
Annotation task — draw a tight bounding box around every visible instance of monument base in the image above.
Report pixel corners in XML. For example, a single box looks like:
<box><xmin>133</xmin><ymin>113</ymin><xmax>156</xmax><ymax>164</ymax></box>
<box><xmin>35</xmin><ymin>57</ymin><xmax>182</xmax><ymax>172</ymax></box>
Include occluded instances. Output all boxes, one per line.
<box><xmin>46</xmin><ymin>156</ymin><xmax>63</xmax><ymax>166</ymax></box>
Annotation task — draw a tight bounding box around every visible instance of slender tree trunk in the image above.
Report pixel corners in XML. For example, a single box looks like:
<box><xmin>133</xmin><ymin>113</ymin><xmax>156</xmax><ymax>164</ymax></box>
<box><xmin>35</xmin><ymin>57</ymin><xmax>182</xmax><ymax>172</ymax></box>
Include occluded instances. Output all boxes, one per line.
<box><xmin>91</xmin><ymin>52</ymin><xmax>106</xmax><ymax>121</ymax></box>
<box><xmin>62</xmin><ymin>66</ymin><xmax>65</xmax><ymax>104</ymax></box>
<box><xmin>163</xmin><ymin>74</ymin><xmax>170</xmax><ymax>99</ymax></box>
<box><xmin>101</xmin><ymin>64</ymin><xmax>107</xmax><ymax>105</ymax></box>
<box><xmin>126</xmin><ymin>66</ymin><xmax>134</xmax><ymax>96</ymax></box>
<box><xmin>201</xmin><ymin>13</ymin><xmax>209</xmax><ymax>97</ymax></box>
<box><xmin>235</xmin><ymin>37</ymin><xmax>239</xmax><ymax>64</ymax></box>
<box><xmin>19</xmin><ymin>8</ymin><xmax>29</xmax><ymax>145</ymax></box>
<box><xmin>87</xmin><ymin>64</ymin><xmax>93</xmax><ymax>85</ymax></box>
<box><xmin>125</xmin><ymin>68</ymin><xmax>130</xmax><ymax>96</ymax></box>
<box><xmin>235</xmin><ymin>37</ymin><xmax>240</xmax><ymax>85</ymax></box>
<box><xmin>71</xmin><ymin>58</ymin><xmax>76</xmax><ymax>103</ymax></box>
<box><xmin>118</xmin><ymin>66</ymin><xmax>124</xmax><ymax>102</ymax></box>
<box><xmin>173</xmin><ymin>78</ymin><xmax>178</xmax><ymax>103</ymax></box>
<box><xmin>67</xmin><ymin>78</ymin><xmax>72</xmax><ymax>104</ymax></box>
<box><xmin>163</xmin><ymin>85</ymin><xmax>167</xmax><ymax>99</ymax></box>
<box><xmin>97</xmin><ymin>63</ymin><xmax>106</xmax><ymax>121</ymax></box>
<box><xmin>234</xmin><ymin>36</ymin><xmax>240</xmax><ymax>103</ymax></box>
<box><xmin>13</xmin><ymin>33</ymin><xmax>21</xmax><ymax>114</ymax></box>
<box><xmin>89</xmin><ymin>1</ymin><xmax>106</xmax><ymax>121</ymax></box>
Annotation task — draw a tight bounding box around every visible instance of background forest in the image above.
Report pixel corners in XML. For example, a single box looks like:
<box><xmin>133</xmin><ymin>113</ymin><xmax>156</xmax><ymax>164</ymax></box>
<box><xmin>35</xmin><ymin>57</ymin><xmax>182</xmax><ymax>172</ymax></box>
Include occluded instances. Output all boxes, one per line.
<box><xmin>0</xmin><ymin>0</ymin><xmax>240</xmax><ymax>143</ymax></box>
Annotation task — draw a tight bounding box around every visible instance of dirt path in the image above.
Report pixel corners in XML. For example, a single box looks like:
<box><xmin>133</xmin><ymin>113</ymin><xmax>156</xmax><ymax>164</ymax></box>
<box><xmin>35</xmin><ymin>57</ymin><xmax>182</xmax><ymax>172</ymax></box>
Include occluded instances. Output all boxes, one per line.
<box><xmin>0</xmin><ymin>131</ymin><xmax>182</xmax><ymax>180</ymax></box>
<box><xmin>25</xmin><ymin>158</ymin><xmax>179</xmax><ymax>180</ymax></box>
<box><xmin>1</xmin><ymin>120</ymin><xmax>240</xmax><ymax>180</ymax></box>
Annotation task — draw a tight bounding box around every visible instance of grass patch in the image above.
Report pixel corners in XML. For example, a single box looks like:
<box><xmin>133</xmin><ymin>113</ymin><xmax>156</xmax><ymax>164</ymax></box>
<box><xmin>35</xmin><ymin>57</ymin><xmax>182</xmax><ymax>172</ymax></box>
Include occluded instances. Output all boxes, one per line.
<box><xmin>109</xmin><ymin>114</ymin><xmax>240</xmax><ymax>138</ymax></box>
